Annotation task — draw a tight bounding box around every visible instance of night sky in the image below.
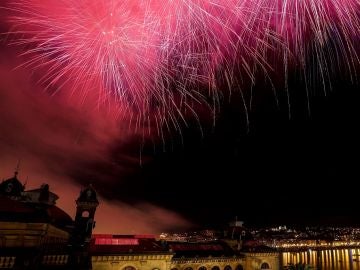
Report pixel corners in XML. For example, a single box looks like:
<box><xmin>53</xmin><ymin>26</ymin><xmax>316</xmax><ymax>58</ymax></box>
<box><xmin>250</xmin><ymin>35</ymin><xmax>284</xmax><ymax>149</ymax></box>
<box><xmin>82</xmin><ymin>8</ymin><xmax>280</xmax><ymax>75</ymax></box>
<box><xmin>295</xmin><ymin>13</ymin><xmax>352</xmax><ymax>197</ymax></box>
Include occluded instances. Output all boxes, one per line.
<box><xmin>124</xmin><ymin>76</ymin><xmax>360</xmax><ymax>229</ymax></box>
<box><xmin>1</xmin><ymin>1</ymin><xmax>360</xmax><ymax>233</ymax></box>
<box><xmin>68</xmin><ymin>72</ymin><xmax>360</xmax><ymax>230</ymax></box>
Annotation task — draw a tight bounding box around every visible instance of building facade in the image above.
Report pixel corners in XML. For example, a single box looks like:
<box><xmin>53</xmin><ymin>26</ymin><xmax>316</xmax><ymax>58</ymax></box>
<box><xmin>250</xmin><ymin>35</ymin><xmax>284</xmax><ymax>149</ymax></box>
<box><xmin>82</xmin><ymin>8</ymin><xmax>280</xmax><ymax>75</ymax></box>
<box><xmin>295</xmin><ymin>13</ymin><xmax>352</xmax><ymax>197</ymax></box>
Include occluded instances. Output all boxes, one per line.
<box><xmin>90</xmin><ymin>235</ymin><xmax>279</xmax><ymax>270</ymax></box>
<box><xmin>0</xmin><ymin>173</ymin><xmax>279</xmax><ymax>270</ymax></box>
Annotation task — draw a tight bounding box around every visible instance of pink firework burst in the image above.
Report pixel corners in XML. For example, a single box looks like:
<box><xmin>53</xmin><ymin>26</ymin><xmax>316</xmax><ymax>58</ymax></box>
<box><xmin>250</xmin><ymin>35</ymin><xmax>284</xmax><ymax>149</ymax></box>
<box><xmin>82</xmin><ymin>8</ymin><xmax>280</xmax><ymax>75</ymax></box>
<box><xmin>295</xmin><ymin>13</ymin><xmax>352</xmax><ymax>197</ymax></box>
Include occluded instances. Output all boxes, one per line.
<box><xmin>5</xmin><ymin>0</ymin><xmax>360</xmax><ymax>132</ymax></box>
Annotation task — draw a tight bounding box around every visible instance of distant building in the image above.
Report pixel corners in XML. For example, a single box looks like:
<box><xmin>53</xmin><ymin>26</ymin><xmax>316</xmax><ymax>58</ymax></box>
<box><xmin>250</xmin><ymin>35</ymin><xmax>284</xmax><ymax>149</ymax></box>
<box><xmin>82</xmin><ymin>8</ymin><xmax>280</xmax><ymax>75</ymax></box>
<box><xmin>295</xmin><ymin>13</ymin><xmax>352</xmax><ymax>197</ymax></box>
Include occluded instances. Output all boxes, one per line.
<box><xmin>0</xmin><ymin>172</ymin><xmax>279</xmax><ymax>270</ymax></box>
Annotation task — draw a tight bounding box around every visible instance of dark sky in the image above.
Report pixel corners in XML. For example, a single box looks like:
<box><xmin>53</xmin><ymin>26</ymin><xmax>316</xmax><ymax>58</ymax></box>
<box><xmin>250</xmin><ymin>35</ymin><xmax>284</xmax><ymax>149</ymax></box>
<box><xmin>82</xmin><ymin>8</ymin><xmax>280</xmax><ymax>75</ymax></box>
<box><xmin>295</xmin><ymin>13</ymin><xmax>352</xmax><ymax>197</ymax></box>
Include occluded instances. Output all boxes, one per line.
<box><xmin>99</xmin><ymin>74</ymin><xmax>360</xmax><ymax>229</ymax></box>
<box><xmin>1</xmin><ymin>2</ymin><xmax>360</xmax><ymax>232</ymax></box>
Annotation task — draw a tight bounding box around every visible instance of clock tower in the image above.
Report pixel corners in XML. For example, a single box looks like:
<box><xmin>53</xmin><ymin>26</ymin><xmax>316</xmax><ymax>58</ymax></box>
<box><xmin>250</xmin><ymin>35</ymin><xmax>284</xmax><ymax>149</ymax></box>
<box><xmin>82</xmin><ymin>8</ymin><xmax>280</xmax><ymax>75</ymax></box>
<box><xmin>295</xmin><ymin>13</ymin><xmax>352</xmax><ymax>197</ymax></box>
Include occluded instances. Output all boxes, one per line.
<box><xmin>73</xmin><ymin>184</ymin><xmax>99</xmax><ymax>246</ymax></box>
<box><xmin>69</xmin><ymin>185</ymin><xmax>99</xmax><ymax>269</ymax></box>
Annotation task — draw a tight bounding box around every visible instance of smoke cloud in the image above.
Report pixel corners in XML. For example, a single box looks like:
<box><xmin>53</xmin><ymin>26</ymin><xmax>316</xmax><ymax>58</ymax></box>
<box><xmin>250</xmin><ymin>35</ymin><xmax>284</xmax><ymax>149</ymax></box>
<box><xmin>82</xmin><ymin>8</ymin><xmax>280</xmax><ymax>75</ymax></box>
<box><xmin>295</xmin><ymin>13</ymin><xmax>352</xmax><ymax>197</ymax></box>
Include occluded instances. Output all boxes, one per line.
<box><xmin>0</xmin><ymin>34</ymin><xmax>191</xmax><ymax>234</ymax></box>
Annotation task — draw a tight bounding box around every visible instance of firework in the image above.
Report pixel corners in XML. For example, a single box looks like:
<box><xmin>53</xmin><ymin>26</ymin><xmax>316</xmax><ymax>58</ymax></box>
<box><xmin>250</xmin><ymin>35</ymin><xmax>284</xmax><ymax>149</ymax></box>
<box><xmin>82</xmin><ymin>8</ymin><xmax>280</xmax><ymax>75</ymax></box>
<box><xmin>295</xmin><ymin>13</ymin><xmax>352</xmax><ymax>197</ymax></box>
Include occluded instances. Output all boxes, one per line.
<box><xmin>5</xmin><ymin>0</ymin><xmax>360</xmax><ymax>132</ymax></box>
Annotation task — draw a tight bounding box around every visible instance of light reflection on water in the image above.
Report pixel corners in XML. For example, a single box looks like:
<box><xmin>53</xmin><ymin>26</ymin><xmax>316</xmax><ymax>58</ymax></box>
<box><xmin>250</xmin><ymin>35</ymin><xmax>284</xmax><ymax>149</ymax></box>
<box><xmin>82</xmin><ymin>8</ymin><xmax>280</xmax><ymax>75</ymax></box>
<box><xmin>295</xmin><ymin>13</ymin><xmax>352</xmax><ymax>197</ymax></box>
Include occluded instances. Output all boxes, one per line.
<box><xmin>281</xmin><ymin>248</ymin><xmax>360</xmax><ymax>270</ymax></box>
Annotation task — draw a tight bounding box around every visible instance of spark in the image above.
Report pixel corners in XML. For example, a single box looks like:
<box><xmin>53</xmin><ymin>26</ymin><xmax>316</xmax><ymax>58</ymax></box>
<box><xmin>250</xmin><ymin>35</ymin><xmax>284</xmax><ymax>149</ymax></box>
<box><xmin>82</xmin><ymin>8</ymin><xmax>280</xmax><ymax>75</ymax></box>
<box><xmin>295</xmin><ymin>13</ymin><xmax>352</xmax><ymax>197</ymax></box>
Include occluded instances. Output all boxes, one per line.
<box><xmin>4</xmin><ymin>0</ymin><xmax>360</xmax><ymax>133</ymax></box>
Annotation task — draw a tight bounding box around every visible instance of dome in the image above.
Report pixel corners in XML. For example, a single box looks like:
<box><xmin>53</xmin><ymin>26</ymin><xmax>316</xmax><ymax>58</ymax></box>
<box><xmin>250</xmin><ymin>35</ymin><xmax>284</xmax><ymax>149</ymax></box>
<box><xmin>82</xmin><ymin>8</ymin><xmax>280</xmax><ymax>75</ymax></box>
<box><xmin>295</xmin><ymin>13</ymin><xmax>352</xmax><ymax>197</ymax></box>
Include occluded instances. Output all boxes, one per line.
<box><xmin>0</xmin><ymin>174</ymin><xmax>25</xmax><ymax>197</ymax></box>
<box><xmin>0</xmin><ymin>196</ymin><xmax>73</xmax><ymax>229</ymax></box>
<box><xmin>46</xmin><ymin>205</ymin><xmax>74</xmax><ymax>229</ymax></box>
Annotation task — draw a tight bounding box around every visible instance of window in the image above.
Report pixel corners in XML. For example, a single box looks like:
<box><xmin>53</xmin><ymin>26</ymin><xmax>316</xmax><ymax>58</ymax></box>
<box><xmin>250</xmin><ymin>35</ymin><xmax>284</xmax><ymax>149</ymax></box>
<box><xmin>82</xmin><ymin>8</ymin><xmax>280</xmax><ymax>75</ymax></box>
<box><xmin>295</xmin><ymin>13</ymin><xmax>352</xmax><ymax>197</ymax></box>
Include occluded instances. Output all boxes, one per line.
<box><xmin>236</xmin><ymin>265</ymin><xmax>244</xmax><ymax>270</ymax></box>
<box><xmin>184</xmin><ymin>268</ymin><xmax>193</xmax><ymax>270</ymax></box>
<box><xmin>199</xmin><ymin>267</ymin><xmax>207</xmax><ymax>270</ymax></box>
<box><xmin>212</xmin><ymin>267</ymin><xmax>220</xmax><ymax>270</ymax></box>
<box><xmin>261</xmin><ymin>263</ymin><xmax>270</xmax><ymax>269</ymax></box>
<box><xmin>123</xmin><ymin>267</ymin><xmax>136</xmax><ymax>270</ymax></box>
<box><xmin>224</xmin><ymin>266</ymin><xmax>232</xmax><ymax>270</ymax></box>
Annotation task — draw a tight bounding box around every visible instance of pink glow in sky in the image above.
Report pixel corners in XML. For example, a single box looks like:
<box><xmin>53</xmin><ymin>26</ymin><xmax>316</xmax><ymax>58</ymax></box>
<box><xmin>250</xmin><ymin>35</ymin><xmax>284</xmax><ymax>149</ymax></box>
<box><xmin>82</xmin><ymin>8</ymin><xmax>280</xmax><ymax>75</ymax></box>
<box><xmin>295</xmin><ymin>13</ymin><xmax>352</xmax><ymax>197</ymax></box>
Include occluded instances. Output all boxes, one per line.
<box><xmin>1</xmin><ymin>0</ymin><xmax>360</xmax><ymax>233</ymax></box>
<box><xmin>7</xmin><ymin>0</ymin><xmax>360</xmax><ymax>126</ymax></box>
<box><xmin>0</xmin><ymin>43</ymin><xmax>190</xmax><ymax>233</ymax></box>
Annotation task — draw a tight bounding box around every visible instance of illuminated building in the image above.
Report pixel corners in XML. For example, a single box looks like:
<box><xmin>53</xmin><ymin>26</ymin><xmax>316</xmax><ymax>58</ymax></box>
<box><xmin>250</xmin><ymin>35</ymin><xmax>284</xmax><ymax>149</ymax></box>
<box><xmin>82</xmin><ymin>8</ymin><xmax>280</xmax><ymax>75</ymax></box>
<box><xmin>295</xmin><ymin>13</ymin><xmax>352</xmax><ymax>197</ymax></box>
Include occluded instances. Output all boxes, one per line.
<box><xmin>90</xmin><ymin>234</ymin><xmax>279</xmax><ymax>270</ymax></box>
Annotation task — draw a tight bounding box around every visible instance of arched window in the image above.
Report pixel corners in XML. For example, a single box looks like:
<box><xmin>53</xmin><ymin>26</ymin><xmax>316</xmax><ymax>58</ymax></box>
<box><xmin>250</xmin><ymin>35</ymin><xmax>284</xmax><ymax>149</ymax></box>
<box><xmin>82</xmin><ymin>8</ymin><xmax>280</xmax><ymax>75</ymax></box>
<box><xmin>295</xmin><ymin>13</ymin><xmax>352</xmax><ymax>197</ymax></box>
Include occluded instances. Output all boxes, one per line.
<box><xmin>184</xmin><ymin>267</ymin><xmax>193</xmax><ymax>270</ymax></box>
<box><xmin>236</xmin><ymin>265</ymin><xmax>244</xmax><ymax>270</ymax></box>
<box><xmin>261</xmin><ymin>262</ymin><xmax>270</xmax><ymax>269</ymax></box>
<box><xmin>123</xmin><ymin>267</ymin><xmax>136</xmax><ymax>270</ymax></box>
<box><xmin>224</xmin><ymin>266</ymin><xmax>232</xmax><ymax>270</ymax></box>
<box><xmin>199</xmin><ymin>267</ymin><xmax>207</xmax><ymax>270</ymax></box>
<box><xmin>212</xmin><ymin>267</ymin><xmax>220</xmax><ymax>270</ymax></box>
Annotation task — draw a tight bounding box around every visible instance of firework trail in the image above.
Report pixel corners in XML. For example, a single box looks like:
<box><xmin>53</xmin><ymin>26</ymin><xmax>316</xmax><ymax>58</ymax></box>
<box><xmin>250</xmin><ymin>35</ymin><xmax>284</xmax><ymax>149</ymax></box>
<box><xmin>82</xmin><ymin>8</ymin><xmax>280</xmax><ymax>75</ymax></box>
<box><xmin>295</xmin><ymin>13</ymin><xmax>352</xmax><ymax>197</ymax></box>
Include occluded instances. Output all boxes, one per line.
<box><xmin>5</xmin><ymin>0</ymin><xmax>360</xmax><ymax>133</ymax></box>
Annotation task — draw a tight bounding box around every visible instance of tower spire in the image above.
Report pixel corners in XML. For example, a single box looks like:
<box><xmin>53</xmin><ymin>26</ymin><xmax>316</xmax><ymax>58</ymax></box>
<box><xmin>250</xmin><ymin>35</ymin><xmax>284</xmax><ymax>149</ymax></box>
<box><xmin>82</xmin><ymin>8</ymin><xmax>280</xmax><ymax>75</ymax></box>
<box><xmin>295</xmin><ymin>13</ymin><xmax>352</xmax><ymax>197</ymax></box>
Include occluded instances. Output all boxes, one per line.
<box><xmin>14</xmin><ymin>159</ymin><xmax>21</xmax><ymax>178</ymax></box>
